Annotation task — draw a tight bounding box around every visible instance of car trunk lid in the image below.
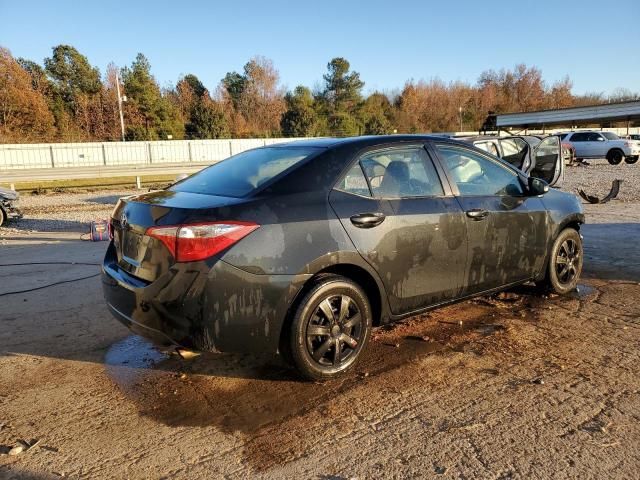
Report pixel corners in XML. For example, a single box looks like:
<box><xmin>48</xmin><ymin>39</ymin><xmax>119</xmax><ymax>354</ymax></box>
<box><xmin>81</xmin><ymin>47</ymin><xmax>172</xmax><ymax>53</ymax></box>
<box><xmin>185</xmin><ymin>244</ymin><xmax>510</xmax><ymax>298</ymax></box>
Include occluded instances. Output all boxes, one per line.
<box><xmin>110</xmin><ymin>190</ymin><xmax>248</xmax><ymax>282</ymax></box>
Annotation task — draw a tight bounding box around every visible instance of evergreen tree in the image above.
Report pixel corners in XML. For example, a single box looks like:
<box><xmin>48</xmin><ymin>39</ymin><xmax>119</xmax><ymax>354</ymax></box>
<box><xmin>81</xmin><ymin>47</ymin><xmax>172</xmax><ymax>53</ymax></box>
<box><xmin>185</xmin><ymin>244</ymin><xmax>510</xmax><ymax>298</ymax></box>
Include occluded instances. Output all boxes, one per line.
<box><xmin>281</xmin><ymin>86</ymin><xmax>318</xmax><ymax>137</ymax></box>
<box><xmin>121</xmin><ymin>53</ymin><xmax>183</xmax><ymax>140</ymax></box>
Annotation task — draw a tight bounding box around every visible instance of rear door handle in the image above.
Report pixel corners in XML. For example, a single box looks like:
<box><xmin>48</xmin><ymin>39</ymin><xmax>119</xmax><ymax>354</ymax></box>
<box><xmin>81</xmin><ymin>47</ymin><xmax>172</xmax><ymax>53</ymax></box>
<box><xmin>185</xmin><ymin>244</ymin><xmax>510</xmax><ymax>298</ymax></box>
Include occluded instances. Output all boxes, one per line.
<box><xmin>350</xmin><ymin>212</ymin><xmax>386</xmax><ymax>228</ymax></box>
<box><xmin>466</xmin><ymin>209</ymin><xmax>489</xmax><ymax>220</ymax></box>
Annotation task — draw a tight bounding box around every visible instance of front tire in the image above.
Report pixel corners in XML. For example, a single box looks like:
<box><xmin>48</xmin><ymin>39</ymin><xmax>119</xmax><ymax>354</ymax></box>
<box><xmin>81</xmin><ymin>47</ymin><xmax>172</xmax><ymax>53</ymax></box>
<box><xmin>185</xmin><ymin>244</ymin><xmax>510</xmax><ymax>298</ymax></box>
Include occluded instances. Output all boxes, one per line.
<box><xmin>624</xmin><ymin>155</ymin><xmax>638</xmax><ymax>165</ymax></box>
<box><xmin>607</xmin><ymin>149</ymin><xmax>624</xmax><ymax>165</ymax></box>
<box><xmin>0</xmin><ymin>207</ymin><xmax>5</xmax><ymax>227</ymax></box>
<box><xmin>541</xmin><ymin>228</ymin><xmax>583</xmax><ymax>295</ymax></box>
<box><xmin>288</xmin><ymin>275</ymin><xmax>372</xmax><ymax>381</ymax></box>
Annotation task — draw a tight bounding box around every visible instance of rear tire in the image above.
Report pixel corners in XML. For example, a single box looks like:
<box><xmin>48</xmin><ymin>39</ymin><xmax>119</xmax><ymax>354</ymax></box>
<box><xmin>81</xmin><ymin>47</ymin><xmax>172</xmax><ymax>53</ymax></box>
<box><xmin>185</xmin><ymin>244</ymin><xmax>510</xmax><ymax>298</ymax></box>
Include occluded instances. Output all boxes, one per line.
<box><xmin>288</xmin><ymin>275</ymin><xmax>372</xmax><ymax>381</ymax></box>
<box><xmin>540</xmin><ymin>228</ymin><xmax>583</xmax><ymax>295</ymax></box>
<box><xmin>606</xmin><ymin>149</ymin><xmax>624</xmax><ymax>165</ymax></box>
<box><xmin>624</xmin><ymin>155</ymin><xmax>638</xmax><ymax>165</ymax></box>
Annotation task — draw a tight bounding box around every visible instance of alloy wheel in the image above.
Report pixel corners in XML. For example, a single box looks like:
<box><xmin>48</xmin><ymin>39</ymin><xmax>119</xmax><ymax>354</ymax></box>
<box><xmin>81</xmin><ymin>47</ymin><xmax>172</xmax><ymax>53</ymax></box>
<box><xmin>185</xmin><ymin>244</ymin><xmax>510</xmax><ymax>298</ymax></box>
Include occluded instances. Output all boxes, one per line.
<box><xmin>555</xmin><ymin>238</ymin><xmax>580</xmax><ymax>285</ymax></box>
<box><xmin>306</xmin><ymin>294</ymin><xmax>363</xmax><ymax>367</ymax></box>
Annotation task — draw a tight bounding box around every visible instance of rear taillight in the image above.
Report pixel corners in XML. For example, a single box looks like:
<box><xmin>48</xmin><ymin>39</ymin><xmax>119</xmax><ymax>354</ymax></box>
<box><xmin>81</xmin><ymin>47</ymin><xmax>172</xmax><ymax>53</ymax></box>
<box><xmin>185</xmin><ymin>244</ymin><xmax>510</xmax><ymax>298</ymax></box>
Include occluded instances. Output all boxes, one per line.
<box><xmin>146</xmin><ymin>221</ymin><xmax>259</xmax><ymax>262</ymax></box>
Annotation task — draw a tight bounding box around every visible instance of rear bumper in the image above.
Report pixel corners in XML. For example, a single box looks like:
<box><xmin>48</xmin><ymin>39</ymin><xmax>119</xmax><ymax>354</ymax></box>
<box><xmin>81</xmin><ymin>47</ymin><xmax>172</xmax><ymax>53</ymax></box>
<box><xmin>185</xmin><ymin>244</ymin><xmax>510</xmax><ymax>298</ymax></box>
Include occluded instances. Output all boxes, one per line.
<box><xmin>102</xmin><ymin>242</ymin><xmax>311</xmax><ymax>354</ymax></box>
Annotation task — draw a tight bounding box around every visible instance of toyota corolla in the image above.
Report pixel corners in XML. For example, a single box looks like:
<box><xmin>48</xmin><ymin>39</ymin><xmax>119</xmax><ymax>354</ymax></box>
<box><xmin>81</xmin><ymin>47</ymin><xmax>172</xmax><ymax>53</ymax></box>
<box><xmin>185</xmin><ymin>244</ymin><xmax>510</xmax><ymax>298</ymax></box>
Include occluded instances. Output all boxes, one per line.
<box><xmin>102</xmin><ymin>135</ymin><xmax>584</xmax><ymax>380</ymax></box>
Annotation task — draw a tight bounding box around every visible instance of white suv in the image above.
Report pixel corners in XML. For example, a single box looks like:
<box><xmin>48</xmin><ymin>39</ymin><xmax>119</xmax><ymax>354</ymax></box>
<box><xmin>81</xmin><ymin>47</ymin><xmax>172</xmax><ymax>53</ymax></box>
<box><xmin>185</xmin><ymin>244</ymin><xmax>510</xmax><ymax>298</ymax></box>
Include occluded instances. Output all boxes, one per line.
<box><xmin>560</xmin><ymin>131</ymin><xmax>640</xmax><ymax>165</ymax></box>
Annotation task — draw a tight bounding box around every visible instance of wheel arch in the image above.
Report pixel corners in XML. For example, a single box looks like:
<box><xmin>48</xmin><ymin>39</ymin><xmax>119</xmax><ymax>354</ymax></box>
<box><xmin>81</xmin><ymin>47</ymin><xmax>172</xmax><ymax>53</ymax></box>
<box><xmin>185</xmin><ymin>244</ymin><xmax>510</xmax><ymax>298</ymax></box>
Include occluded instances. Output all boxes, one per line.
<box><xmin>278</xmin><ymin>253</ymin><xmax>390</xmax><ymax>354</ymax></box>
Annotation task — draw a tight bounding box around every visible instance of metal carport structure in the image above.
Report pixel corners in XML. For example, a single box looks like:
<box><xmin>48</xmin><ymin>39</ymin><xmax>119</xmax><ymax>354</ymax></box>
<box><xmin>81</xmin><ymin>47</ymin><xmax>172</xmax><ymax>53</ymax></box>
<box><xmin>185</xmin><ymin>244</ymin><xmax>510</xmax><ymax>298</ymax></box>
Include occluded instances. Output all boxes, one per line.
<box><xmin>482</xmin><ymin>100</ymin><xmax>640</xmax><ymax>133</ymax></box>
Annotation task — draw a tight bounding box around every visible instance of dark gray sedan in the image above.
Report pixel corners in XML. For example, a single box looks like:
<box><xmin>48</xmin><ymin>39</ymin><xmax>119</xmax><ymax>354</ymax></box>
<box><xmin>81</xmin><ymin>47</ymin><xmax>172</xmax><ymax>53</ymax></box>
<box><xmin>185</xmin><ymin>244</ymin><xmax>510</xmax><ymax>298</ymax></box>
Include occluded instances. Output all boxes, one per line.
<box><xmin>102</xmin><ymin>135</ymin><xmax>584</xmax><ymax>380</ymax></box>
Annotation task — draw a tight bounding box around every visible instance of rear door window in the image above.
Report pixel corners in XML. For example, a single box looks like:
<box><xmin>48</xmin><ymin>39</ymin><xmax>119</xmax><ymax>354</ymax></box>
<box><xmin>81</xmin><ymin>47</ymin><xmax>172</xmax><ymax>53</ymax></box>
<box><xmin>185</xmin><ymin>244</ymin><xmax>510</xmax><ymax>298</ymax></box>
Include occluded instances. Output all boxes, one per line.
<box><xmin>335</xmin><ymin>163</ymin><xmax>371</xmax><ymax>197</ymax></box>
<box><xmin>360</xmin><ymin>147</ymin><xmax>444</xmax><ymax>198</ymax></box>
<box><xmin>171</xmin><ymin>146</ymin><xmax>321</xmax><ymax>197</ymax></box>
<box><xmin>570</xmin><ymin>133</ymin><xmax>588</xmax><ymax>142</ymax></box>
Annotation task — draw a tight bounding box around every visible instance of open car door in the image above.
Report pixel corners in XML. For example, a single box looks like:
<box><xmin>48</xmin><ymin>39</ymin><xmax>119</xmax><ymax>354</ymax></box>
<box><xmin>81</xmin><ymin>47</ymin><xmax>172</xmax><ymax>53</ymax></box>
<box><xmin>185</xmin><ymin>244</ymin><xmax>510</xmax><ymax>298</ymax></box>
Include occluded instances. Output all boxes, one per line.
<box><xmin>529</xmin><ymin>135</ymin><xmax>563</xmax><ymax>187</ymax></box>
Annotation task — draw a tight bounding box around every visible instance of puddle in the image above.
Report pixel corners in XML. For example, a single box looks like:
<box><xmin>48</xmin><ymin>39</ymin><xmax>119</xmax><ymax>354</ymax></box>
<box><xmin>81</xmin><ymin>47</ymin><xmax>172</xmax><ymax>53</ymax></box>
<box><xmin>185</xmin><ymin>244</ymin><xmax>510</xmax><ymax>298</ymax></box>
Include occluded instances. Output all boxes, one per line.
<box><xmin>573</xmin><ymin>283</ymin><xmax>597</xmax><ymax>299</ymax></box>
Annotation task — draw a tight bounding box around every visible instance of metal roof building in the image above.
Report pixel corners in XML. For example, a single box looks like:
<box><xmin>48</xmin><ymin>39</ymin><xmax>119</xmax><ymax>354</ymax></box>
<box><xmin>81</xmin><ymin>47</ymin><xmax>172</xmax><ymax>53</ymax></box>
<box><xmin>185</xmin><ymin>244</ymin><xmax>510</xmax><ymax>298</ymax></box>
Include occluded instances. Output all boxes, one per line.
<box><xmin>493</xmin><ymin>100</ymin><xmax>640</xmax><ymax>129</ymax></box>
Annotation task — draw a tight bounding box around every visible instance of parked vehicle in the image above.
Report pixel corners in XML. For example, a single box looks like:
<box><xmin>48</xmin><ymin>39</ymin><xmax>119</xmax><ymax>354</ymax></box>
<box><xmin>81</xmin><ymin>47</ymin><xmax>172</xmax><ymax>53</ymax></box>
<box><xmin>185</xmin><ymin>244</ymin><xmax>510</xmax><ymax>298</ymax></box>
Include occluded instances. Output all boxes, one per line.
<box><xmin>0</xmin><ymin>186</ymin><xmax>23</xmax><ymax>227</ymax></box>
<box><xmin>102</xmin><ymin>135</ymin><xmax>584</xmax><ymax>380</ymax></box>
<box><xmin>457</xmin><ymin>135</ymin><xmax>565</xmax><ymax>184</ymax></box>
<box><xmin>621</xmin><ymin>134</ymin><xmax>640</xmax><ymax>141</ymax></box>
<box><xmin>560</xmin><ymin>131</ymin><xmax>640</xmax><ymax>165</ymax></box>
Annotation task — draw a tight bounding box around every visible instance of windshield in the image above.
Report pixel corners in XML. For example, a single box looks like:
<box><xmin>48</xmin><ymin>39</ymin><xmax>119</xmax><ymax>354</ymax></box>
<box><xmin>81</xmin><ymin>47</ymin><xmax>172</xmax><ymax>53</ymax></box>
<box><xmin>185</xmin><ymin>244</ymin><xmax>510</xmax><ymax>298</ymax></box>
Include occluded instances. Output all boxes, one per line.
<box><xmin>171</xmin><ymin>146</ymin><xmax>321</xmax><ymax>197</ymax></box>
<box><xmin>602</xmin><ymin>132</ymin><xmax>620</xmax><ymax>140</ymax></box>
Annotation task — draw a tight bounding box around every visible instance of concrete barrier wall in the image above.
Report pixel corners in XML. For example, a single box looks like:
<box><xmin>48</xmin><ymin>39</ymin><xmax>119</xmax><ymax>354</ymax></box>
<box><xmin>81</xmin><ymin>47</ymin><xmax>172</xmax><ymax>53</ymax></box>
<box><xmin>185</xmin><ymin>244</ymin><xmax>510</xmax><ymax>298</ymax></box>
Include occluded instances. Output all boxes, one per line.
<box><xmin>0</xmin><ymin>138</ymin><xmax>309</xmax><ymax>170</ymax></box>
<box><xmin>2</xmin><ymin>129</ymin><xmax>639</xmax><ymax>170</ymax></box>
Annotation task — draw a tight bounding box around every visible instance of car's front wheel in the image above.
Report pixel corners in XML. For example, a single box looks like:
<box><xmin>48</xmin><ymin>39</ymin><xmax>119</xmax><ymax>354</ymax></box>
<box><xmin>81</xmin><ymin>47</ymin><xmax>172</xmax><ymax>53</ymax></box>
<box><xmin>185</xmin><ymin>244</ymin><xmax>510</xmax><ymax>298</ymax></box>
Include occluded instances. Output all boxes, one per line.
<box><xmin>606</xmin><ymin>149</ymin><xmax>624</xmax><ymax>165</ymax></box>
<box><xmin>287</xmin><ymin>275</ymin><xmax>372</xmax><ymax>381</ymax></box>
<box><xmin>541</xmin><ymin>228</ymin><xmax>583</xmax><ymax>295</ymax></box>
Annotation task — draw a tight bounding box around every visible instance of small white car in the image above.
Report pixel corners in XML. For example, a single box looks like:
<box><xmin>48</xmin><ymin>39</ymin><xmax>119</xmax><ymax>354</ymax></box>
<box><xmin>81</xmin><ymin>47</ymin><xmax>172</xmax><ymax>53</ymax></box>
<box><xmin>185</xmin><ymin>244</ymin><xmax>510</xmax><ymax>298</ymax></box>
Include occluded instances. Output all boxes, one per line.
<box><xmin>560</xmin><ymin>131</ymin><xmax>640</xmax><ymax>165</ymax></box>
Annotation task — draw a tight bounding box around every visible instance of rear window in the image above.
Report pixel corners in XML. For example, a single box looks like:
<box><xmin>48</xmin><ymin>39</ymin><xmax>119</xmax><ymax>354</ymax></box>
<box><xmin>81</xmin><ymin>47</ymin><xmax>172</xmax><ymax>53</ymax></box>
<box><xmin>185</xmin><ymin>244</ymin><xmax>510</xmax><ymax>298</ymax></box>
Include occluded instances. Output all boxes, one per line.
<box><xmin>602</xmin><ymin>132</ymin><xmax>619</xmax><ymax>140</ymax></box>
<box><xmin>171</xmin><ymin>147</ymin><xmax>320</xmax><ymax>197</ymax></box>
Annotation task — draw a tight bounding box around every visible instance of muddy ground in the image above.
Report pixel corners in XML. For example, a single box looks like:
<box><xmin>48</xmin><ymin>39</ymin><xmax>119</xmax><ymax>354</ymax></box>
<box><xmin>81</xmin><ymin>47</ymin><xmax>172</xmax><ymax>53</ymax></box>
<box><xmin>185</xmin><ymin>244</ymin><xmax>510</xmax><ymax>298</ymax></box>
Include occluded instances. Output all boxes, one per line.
<box><xmin>0</xmin><ymin>202</ymin><xmax>639</xmax><ymax>479</ymax></box>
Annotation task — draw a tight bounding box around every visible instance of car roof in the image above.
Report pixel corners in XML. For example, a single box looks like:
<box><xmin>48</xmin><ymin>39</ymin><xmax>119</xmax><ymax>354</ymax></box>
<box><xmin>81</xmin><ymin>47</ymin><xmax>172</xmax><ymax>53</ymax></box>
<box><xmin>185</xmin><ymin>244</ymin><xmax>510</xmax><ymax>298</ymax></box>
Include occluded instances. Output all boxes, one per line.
<box><xmin>270</xmin><ymin>135</ymin><xmax>449</xmax><ymax>149</ymax></box>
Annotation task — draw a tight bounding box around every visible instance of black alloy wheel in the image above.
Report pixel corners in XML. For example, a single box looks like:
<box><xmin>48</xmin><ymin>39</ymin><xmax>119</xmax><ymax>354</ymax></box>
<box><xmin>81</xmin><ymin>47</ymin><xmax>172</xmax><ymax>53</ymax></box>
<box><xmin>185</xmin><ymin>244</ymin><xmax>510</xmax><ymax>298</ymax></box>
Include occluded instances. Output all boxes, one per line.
<box><xmin>306</xmin><ymin>294</ymin><xmax>363</xmax><ymax>367</ymax></box>
<box><xmin>555</xmin><ymin>237</ymin><xmax>580</xmax><ymax>285</ymax></box>
<box><xmin>287</xmin><ymin>275</ymin><xmax>372</xmax><ymax>381</ymax></box>
<box><xmin>543</xmin><ymin>228</ymin><xmax>583</xmax><ymax>294</ymax></box>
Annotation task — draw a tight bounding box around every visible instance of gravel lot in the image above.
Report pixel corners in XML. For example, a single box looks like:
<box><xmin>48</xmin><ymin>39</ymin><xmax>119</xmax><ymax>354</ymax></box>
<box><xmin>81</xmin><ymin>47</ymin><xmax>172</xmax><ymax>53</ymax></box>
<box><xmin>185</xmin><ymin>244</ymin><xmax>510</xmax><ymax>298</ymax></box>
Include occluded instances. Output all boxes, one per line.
<box><xmin>1</xmin><ymin>161</ymin><xmax>640</xmax><ymax>478</ymax></box>
<box><xmin>1</xmin><ymin>204</ymin><xmax>639</xmax><ymax>478</ymax></box>
<box><xmin>1</xmin><ymin>159</ymin><xmax>638</xmax><ymax>237</ymax></box>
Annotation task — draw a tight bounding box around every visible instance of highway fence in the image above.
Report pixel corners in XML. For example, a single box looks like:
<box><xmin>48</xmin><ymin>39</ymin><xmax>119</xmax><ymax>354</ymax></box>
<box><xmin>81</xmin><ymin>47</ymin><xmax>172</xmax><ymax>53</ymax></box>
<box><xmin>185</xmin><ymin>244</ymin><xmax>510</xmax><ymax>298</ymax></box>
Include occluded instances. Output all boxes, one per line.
<box><xmin>0</xmin><ymin>138</ymin><xmax>311</xmax><ymax>171</ymax></box>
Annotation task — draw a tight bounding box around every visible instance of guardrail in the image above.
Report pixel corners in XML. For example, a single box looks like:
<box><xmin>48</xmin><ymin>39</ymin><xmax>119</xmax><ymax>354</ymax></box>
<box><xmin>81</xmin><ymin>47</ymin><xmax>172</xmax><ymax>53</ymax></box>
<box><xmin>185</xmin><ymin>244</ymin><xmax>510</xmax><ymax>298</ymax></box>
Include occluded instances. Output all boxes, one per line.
<box><xmin>0</xmin><ymin>138</ymin><xmax>310</xmax><ymax>170</ymax></box>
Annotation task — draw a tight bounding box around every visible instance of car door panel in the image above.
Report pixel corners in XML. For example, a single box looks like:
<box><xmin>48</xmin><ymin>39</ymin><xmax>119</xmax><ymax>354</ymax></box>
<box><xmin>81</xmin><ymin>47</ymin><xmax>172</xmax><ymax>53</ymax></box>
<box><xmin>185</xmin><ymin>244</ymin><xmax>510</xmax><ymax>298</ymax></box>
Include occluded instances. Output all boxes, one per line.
<box><xmin>382</xmin><ymin>197</ymin><xmax>467</xmax><ymax>311</ymax></box>
<box><xmin>432</xmin><ymin>142</ymin><xmax>547</xmax><ymax>295</ymax></box>
<box><xmin>531</xmin><ymin>136</ymin><xmax>563</xmax><ymax>186</ymax></box>
<box><xmin>455</xmin><ymin>195</ymin><xmax>547</xmax><ymax>294</ymax></box>
<box><xmin>329</xmin><ymin>145</ymin><xmax>468</xmax><ymax>315</ymax></box>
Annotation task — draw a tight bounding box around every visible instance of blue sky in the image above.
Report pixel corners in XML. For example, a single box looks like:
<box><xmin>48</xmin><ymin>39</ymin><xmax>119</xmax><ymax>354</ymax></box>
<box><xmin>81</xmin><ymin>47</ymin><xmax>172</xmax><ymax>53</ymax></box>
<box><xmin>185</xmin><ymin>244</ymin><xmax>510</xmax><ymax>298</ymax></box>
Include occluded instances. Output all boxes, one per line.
<box><xmin>1</xmin><ymin>0</ymin><xmax>639</xmax><ymax>96</ymax></box>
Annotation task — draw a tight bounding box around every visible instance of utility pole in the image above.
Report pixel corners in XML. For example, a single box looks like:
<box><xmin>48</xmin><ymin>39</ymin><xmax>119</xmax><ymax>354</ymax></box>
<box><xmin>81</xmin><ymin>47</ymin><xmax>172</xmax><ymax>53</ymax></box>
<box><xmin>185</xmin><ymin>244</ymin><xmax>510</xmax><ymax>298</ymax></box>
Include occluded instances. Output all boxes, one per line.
<box><xmin>115</xmin><ymin>69</ymin><xmax>126</xmax><ymax>142</ymax></box>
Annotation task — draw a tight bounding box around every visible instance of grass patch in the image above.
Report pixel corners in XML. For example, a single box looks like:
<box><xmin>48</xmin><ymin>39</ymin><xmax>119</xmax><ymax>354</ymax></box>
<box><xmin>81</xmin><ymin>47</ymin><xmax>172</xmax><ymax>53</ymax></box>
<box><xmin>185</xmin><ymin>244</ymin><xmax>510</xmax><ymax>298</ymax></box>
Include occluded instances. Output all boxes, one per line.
<box><xmin>0</xmin><ymin>175</ymin><xmax>177</xmax><ymax>193</ymax></box>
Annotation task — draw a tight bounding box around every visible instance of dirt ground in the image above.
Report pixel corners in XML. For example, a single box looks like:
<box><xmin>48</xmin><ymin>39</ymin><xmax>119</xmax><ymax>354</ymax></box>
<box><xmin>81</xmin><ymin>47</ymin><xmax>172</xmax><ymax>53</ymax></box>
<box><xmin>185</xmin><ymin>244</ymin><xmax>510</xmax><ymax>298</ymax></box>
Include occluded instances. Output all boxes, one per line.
<box><xmin>0</xmin><ymin>202</ymin><xmax>639</xmax><ymax>479</ymax></box>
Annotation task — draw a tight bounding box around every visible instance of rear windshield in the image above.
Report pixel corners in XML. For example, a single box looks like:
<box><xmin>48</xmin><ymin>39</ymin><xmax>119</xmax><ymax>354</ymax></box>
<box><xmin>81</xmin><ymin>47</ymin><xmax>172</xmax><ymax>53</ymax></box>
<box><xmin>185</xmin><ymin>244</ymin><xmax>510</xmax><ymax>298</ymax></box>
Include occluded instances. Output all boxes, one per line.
<box><xmin>171</xmin><ymin>146</ymin><xmax>320</xmax><ymax>197</ymax></box>
<box><xmin>602</xmin><ymin>132</ymin><xmax>619</xmax><ymax>140</ymax></box>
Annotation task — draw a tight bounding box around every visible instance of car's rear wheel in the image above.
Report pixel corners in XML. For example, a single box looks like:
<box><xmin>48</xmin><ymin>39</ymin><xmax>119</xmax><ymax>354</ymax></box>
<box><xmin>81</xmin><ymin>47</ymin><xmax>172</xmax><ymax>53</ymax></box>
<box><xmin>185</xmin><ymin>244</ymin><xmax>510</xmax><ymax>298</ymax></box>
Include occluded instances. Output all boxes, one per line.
<box><xmin>540</xmin><ymin>228</ymin><xmax>583</xmax><ymax>295</ymax></box>
<box><xmin>607</xmin><ymin>149</ymin><xmax>624</xmax><ymax>165</ymax></box>
<box><xmin>288</xmin><ymin>275</ymin><xmax>372</xmax><ymax>381</ymax></box>
<box><xmin>624</xmin><ymin>155</ymin><xmax>638</xmax><ymax>165</ymax></box>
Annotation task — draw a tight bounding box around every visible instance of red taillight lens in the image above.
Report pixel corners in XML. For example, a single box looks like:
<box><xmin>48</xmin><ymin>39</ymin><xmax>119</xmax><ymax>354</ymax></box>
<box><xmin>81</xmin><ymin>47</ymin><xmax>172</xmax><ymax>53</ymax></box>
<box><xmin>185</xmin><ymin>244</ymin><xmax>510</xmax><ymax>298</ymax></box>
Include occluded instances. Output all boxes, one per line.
<box><xmin>146</xmin><ymin>222</ymin><xmax>259</xmax><ymax>262</ymax></box>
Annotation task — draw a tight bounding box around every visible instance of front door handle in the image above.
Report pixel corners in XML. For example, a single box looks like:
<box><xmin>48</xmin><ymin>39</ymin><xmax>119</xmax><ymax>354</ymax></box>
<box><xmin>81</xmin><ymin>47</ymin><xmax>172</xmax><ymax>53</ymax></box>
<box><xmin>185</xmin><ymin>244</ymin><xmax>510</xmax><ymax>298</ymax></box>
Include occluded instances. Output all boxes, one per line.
<box><xmin>350</xmin><ymin>212</ymin><xmax>386</xmax><ymax>228</ymax></box>
<box><xmin>466</xmin><ymin>209</ymin><xmax>489</xmax><ymax>220</ymax></box>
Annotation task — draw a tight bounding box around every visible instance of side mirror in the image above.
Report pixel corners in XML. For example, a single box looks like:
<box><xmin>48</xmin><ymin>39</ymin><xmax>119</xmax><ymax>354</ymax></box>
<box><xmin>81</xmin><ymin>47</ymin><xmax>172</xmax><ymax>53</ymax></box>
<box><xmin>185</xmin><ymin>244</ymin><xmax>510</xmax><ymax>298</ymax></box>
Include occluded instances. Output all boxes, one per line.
<box><xmin>528</xmin><ymin>177</ymin><xmax>549</xmax><ymax>196</ymax></box>
<box><xmin>597</xmin><ymin>137</ymin><xmax>605</xmax><ymax>142</ymax></box>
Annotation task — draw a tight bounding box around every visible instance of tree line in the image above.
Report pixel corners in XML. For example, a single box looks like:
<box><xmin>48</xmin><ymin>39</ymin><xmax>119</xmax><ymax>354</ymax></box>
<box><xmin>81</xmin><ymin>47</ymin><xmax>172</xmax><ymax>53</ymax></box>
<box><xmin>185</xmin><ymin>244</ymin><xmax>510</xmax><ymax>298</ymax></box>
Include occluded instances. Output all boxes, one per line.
<box><xmin>1</xmin><ymin>45</ymin><xmax>638</xmax><ymax>143</ymax></box>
